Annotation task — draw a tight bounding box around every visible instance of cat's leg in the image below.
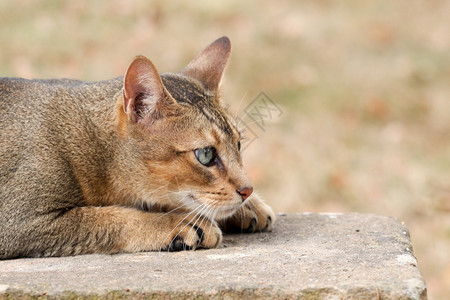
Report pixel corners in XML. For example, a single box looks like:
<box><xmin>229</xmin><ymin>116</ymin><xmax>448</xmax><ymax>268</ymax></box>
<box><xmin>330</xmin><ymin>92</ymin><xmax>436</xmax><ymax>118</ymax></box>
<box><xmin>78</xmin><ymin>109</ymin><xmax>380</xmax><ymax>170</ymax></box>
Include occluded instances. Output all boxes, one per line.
<box><xmin>111</xmin><ymin>207</ymin><xmax>222</xmax><ymax>252</ymax></box>
<box><xmin>3</xmin><ymin>206</ymin><xmax>222</xmax><ymax>258</ymax></box>
<box><xmin>218</xmin><ymin>193</ymin><xmax>275</xmax><ymax>233</ymax></box>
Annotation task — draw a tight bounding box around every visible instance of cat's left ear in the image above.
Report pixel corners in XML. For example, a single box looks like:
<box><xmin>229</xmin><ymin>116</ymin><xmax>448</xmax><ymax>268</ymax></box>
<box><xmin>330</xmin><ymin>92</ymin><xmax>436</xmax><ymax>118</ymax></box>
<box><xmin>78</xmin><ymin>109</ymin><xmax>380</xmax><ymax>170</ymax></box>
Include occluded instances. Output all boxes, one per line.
<box><xmin>123</xmin><ymin>56</ymin><xmax>177</xmax><ymax>123</ymax></box>
<box><xmin>181</xmin><ymin>36</ymin><xmax>231</xmax><ymax>93</ymax></box>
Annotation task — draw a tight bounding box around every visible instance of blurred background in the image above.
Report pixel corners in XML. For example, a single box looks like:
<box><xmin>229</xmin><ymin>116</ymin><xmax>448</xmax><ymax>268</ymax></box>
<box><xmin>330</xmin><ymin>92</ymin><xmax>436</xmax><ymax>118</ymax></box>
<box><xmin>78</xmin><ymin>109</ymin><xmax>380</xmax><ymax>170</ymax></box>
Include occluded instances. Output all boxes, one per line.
<box><xmin>1</xmin><ymin>0</ymin><xmax>449</xmax><ymax>298</ymax></box>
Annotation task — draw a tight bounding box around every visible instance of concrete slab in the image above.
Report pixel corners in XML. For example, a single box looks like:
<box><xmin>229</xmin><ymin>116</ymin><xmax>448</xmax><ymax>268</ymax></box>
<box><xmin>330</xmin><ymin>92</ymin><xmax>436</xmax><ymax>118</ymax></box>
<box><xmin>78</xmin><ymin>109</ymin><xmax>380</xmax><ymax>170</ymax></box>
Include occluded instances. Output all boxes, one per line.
<box><xmin>0</xmin><ymin>213</ymin><xmax>427</xmax><ymax>299</ymax></box>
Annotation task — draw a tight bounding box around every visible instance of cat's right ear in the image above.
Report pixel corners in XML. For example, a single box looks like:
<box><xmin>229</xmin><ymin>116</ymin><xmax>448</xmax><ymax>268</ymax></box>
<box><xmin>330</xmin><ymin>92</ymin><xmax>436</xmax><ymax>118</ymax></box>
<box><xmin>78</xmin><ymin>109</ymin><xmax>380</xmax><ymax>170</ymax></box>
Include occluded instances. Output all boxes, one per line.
<box><xmin>181</xmin><ymin>36</ymin><xmax>231</xmax><ymax>93</ymax></box>
<box><xmin>123</xmin><ymin>56</ymin><xmax>176</xmax><ymax>123</ymax></box>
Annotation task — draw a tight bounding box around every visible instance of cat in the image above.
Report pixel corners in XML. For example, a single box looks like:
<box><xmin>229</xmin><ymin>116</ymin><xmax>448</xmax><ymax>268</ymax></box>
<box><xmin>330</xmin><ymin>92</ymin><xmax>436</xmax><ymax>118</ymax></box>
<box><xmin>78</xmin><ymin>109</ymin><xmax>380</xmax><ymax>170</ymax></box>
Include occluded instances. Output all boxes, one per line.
<box><xmin>0</xmin><ymin>36</ymin><xmax>275</xmax><ymax>259</ymax></box>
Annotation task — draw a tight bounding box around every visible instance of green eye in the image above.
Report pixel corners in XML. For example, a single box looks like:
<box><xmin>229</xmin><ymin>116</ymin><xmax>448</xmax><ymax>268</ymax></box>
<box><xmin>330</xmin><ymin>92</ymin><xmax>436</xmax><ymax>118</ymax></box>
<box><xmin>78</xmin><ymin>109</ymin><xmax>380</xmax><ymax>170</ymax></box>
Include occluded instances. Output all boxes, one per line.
<box><xmin>194</xmin><ymin>147</ymin><xmax>216</xmax><ymax>166</ymax></box>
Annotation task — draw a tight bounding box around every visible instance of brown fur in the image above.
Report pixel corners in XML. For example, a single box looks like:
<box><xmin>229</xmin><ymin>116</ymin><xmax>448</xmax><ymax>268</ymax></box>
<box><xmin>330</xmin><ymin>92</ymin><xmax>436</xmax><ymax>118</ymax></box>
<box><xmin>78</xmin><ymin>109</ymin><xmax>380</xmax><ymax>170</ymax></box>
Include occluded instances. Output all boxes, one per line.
<box><xmin>0</xmin><ymin>37</ymin><xmax>275</xmax><ymax>259</ymax></box>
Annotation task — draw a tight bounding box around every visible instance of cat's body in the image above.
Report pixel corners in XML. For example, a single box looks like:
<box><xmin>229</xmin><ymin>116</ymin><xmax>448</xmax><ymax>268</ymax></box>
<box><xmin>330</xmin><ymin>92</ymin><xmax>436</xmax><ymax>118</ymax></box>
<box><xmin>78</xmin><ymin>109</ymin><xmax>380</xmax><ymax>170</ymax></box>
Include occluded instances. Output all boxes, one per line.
<box><xmin>0</xmin><ymin>37</ymin><xmax>274</xmax><ymax>259</ymax></box>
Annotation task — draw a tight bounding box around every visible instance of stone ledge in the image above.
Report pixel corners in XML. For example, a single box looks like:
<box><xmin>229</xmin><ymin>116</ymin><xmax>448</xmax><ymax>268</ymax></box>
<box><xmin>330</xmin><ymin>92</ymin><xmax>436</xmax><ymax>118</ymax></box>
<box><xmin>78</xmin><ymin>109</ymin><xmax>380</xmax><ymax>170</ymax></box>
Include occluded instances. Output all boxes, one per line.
<box><xmin>0</xmin><ymin>213</ymin><xmax>427</xmax><ymax>299</ymax></box>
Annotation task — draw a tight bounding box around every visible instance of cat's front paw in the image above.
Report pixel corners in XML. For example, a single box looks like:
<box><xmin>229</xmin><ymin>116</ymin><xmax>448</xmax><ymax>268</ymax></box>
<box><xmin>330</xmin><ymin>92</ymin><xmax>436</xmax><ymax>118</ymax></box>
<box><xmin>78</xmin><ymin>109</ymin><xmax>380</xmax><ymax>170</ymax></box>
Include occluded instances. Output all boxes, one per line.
<box><xmin>219</xmin><ymin>194</ymin><xmax>275</xmax><ymax>233</ymax></box>
<box><xmin>160</xmin><ymin>214</ymin><xmax>222</xmax><ymax>251</ymax></box>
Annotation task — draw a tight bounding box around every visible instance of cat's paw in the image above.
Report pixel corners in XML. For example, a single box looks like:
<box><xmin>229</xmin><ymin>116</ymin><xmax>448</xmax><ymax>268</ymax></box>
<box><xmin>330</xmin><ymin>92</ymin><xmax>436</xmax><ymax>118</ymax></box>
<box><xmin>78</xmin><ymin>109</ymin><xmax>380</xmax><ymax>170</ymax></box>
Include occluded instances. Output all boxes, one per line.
<box><xmin>219</xmin><ymin>194</ymin><xmax>275</xmax><ymax>233</ymax></box>
<box><xmin>160</xmin><ymin>214</ymin><xmax>222</xmax><ymax>251</ymax></box>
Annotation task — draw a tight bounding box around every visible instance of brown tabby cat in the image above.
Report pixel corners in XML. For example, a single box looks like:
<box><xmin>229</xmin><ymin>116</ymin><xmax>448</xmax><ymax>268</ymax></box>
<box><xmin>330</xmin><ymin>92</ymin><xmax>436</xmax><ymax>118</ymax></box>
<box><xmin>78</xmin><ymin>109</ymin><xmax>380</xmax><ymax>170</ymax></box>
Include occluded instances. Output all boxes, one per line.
<box><xmin>0</xmin><ymin>37</ymin><xmax>275</xmax><ymax>259</ymax></box>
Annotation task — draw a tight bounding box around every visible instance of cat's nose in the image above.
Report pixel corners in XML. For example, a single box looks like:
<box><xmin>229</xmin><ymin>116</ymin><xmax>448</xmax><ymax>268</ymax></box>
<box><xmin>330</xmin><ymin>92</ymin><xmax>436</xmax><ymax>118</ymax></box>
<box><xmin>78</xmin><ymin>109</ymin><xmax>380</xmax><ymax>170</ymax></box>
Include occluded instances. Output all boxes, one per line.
<box><xmin>237</xmin><ymin>187</ymin><xmax>253</xmax><ymax>201</ymax></box>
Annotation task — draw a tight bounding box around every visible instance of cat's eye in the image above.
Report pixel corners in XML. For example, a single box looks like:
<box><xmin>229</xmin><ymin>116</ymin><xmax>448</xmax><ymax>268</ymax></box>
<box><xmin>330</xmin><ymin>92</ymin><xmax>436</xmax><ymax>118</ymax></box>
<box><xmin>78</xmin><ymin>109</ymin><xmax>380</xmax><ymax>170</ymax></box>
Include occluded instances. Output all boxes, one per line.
<box><xmin>238</xmin><ymin>141</ymin><xmax>241</xmax><ymax>151</ymax></box>
<box><xmin>194</xmin><ymin>147</ymin><xmax>216</xmax><ymax>166</ymax></box>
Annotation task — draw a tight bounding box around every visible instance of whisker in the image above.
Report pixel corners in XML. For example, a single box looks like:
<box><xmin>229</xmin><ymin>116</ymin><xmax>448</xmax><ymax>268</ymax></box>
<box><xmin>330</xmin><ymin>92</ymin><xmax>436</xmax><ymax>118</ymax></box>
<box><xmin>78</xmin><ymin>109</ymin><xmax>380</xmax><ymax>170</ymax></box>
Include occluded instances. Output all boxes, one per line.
<box><xmin>241</xmin><ymin>205</ymin><xmax>246</xmax><ymax>233</ymax></box>
<box><xmin>236</xmin><ymin>118</ymin><xmax>268</xmax><ymax>128</ymax></box>
<box><xmin>164</xmin><ymin>202</ymin><xmax>211</xmax><ymax>252</ymax></box>
<box><xmin>159</xmin><ymin>203</ymin><xmax>205</xmax><ymax>252</ymax></box>
<box><xmin>152</xmin><ymin>201</ymin><xmax>191</xmax><ymax>221</ymax></box>
<box><xmin>175</xmin><ymin>204</ymin><xmax>212</xmax><ymax>250</ymax></box>
<box><xmin>234</xmin><ymin>90</ymin><xmax>249</xmax><ymax>120</ymax></box>
<box><xmin>208</xmin><ymin>208</ymin><xmax>218</xmax><ymax>240</ymax></box>
<box><xmin>185</xmin><ymin>204</ymin><xmax>212</xmax><ymax>245</ymax></box>
<box><xmin>145</xmin><ymin>184</ymin><xmax>168</xmax><ymax>197</ymax></box>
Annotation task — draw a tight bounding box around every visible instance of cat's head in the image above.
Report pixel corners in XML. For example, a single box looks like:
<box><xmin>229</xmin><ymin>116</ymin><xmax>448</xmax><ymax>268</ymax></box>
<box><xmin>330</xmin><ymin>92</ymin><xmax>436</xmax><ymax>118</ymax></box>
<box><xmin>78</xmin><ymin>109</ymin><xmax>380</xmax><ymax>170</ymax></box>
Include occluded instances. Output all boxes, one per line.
<box><xmin>118</xmin><ymin>37</ymin><xmax>252</xmax><ymax>220</ymax></box>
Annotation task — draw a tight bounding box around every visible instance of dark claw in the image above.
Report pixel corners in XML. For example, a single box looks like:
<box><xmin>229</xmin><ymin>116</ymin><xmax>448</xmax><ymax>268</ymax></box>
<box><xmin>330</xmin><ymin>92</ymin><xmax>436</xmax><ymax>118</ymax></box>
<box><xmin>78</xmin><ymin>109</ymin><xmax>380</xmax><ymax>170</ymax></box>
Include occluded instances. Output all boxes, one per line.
<box><xmin>192</xmin><ymin>225</ymin><xmax>204</xmax><ymax>245</ymax></box>
<box><xmin>245</xmin><ymin>218</ymin><xmax>257</xmax><ymax>233</ymax></box>
<box><xmin>264</xmin><ymin>216</ymin><xmax>272</xmax><ymax>231</ymax></box>
<box><xmin>167</xmin><ymin>236</ymin><xmax>192</xmax><ymax>252</ymax></box>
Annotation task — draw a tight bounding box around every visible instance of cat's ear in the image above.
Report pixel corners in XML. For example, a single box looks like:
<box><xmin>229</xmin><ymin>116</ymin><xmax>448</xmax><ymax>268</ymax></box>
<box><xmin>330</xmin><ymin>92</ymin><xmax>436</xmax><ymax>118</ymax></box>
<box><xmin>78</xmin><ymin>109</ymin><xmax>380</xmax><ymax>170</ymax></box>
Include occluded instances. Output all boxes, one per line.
<box><xmin>181</xmin><ymin>36</ymin><xmax>231</xmax><ymax>92</ymax></box>
<box><xmin>123</xmin><ymin>56</ymin><xmax>176</xmax><ymax>123</ymax></box>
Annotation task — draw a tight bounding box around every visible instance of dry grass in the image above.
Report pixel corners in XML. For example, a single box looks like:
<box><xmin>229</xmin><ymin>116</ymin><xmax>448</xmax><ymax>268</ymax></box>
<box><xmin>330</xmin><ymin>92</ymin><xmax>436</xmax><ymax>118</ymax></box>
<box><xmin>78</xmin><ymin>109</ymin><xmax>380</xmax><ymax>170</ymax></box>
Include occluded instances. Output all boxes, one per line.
<box><xmin>1</xmin><ymin>0</ymin><xmax>449</xmax><ymax>298</ymax></box>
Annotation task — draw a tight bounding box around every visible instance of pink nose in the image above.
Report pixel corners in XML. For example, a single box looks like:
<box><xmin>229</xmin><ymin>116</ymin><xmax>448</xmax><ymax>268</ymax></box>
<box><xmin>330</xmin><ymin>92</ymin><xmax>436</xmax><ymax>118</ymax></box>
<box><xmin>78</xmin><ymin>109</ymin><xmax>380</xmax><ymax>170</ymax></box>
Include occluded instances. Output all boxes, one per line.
<box><xmin>237</xmin><ymin>187</ymin><xmax>253</xmax><ymax>201</ymax></box>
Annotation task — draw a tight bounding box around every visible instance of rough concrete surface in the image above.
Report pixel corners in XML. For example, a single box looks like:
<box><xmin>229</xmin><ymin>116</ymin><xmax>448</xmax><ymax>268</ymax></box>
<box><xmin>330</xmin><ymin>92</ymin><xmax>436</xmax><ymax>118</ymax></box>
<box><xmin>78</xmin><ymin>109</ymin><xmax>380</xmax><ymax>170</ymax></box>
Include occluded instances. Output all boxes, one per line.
<box><xmin>0</xmin><ymin>213</ymin><xmax>426</xmax><ymax>299</ymax></box>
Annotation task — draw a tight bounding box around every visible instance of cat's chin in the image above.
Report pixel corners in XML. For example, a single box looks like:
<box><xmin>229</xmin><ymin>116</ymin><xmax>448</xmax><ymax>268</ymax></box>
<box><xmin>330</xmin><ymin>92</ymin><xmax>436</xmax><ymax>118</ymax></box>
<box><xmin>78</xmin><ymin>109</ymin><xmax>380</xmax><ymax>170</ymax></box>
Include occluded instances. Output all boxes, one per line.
<box><xmin>177</xmin><ymin>193</ymin><xmax>242</xmax><ymax>221</ymax></box>
<box><xmin>213</xmin><ymin>205</ymin><xmax>241</xmax><ymax>221</ymax></box>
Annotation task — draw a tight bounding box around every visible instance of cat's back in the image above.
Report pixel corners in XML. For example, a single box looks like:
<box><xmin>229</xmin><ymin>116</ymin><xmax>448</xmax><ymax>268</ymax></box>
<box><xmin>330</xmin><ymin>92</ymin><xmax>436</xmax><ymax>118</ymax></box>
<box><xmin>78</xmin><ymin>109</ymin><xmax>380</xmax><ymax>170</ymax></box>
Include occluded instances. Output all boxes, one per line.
<box><xmin>0</xmin><ymin>76</ymin><xmax>122</xmax><ymax>128</ymax></box>
<box><xmin>1</xmin><ymin>78</ymin><xmax>73</xmax><ymax>181</ymax></box>
<box><xmin>0</xmin><ymin>78</ymin><xmax>77</xmax><ymax>143</ymax></box>
<box><xmin>0</xmin><ymin>76</ymin><xmax>121</xmax><ymax>184</ymax></box>
<box><xmin>0</xmin><ymin>77</ymin><xmax>82</xmax><ymax>120</ymax></box>
<box><xmin>0</xmin><ymin>77</ymin><xmax>39</xmax><ymax>113</ymax></box>
<box><xmin>1</xmin><ymin>78</ymin><xmax>50</xmax><ymax>140</ymax></box>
